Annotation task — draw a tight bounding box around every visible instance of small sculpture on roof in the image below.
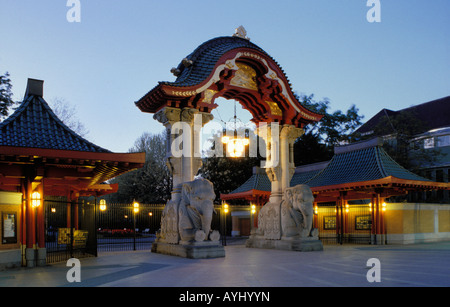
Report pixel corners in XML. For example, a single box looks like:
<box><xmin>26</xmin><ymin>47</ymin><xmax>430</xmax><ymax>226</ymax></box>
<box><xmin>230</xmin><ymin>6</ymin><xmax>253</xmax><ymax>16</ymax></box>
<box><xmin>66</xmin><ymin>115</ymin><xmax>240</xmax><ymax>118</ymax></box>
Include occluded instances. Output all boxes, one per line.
<box><xmin>233</xmin><ymin>25</ymin><xmax>250</xmax><ymax>40</ymax></box>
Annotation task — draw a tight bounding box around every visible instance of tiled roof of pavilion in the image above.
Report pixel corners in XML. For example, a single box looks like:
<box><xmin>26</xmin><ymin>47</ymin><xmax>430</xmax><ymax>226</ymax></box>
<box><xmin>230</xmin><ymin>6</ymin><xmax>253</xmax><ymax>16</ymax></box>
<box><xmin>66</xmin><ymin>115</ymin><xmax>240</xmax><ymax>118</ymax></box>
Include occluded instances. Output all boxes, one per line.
<box><xmin>305</xmin><ymin>138</ymin><xmax>431</xmax><ymax>188</ymax></box>
<box><xmin>290</xmin><ymin>161</ymin><xmax>329</xmax><ymax>186</ymax></box>
<box><xmin>0</xmin><ymin>79</ymin><xmax>110</xmax><ymax>153</ymax></box>
<box><xmin>227</xmin><ymin>167</ymin><xmax>272</xmax><ymax>194</ymax></box>
<box><xmin>223</xmin><ymin>162</ymin><xmax>328</xmax><ymax>198</ymax></box>
<box><xmin>0</xmin><ymin>79</ymin><xmax>145</xmax><ymax>195</ymax></box>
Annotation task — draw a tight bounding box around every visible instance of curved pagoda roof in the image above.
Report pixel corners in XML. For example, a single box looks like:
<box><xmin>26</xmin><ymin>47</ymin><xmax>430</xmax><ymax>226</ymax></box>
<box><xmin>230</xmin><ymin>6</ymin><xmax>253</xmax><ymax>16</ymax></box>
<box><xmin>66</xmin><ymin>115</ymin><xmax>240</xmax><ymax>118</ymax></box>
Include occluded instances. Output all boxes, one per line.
<box><xmin>0</xmin><ymin>79</ymin><xmax>145</xmax><ymax>196</ymax></box>
<box><xmin>164</xmin><ymin>36</ymin><xmax>267</xmax><ymax>88</ymax></box>
<box><xmin>221</xmin><ymin>138</ymin><xmax>449</xmax><ymax>203</ymax></box>
<box><xmin>221</xmin><ymin>163</ymin><xmax>327</xmax><ymax>201</ymax></box>
<box><xmin>305</xmin><ymin>138</ymin><xmax>449</xmax><ymax>201</ymax></box>
<box><xmin>0</xmin><ymin>80</ymin><xmax>109</xmax><ymax>153</ymax></box>
<box><xmin>136</xmin><ymin>31</ymin><xmax>323</xmax><ymax>128</ymax></box>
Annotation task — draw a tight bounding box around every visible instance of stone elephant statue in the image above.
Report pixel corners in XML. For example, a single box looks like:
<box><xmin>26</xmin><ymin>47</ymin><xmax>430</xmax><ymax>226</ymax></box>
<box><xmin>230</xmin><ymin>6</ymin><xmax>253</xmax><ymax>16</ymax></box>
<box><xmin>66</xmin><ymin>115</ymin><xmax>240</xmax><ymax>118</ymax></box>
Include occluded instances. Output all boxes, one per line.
<box><xmin>281</xmin><ymin>184</ymin><xmax>317</xmax><ymax>238</ymax></box>
<box><xmin>256</xmin><ymin>184</ymin><xmax>317</xmax><ymax>240</ymax></box>
<box><xmin>159</xmin><ymin>178</ymin><xmax>220</xmax><ymax>244</ymax></box>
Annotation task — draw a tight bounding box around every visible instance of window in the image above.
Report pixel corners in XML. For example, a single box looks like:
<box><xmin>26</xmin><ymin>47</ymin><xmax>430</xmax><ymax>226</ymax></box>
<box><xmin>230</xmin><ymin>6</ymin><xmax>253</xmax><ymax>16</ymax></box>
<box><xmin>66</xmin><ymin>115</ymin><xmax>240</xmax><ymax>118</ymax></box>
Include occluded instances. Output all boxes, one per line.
<box><xmin>436</xmin><ymin>170</ymin><xmax>444</xmax><ymax>182</ymax></box>
<box><xmin>424</xmin><ymin>137</ymin><xmax>434</xmax><ymax>149</ymax></box>
<box><xmin>437</xmin><ymin>135</ymin><xmax>450</xmax><ymax>147</ymax></box>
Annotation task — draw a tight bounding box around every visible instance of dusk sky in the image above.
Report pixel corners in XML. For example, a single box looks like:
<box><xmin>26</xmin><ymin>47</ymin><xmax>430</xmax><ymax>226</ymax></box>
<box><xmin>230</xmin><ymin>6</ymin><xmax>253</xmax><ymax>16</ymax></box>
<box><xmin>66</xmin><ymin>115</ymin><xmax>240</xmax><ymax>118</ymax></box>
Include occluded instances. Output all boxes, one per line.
<box><xmin>1</xmin><ymin>0</ymin><xmax>449</xmax><ymax>153</ymax></box>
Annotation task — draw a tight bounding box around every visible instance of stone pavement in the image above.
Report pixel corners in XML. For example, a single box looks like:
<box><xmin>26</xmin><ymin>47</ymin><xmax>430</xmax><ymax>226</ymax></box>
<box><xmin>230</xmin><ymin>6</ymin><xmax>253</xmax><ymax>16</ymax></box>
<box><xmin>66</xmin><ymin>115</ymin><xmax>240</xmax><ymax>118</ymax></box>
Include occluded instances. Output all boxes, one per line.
<box><xmin>1</xmin><ymin>239</ymin><xmax>450</xmax><ymax>288</ymax></box>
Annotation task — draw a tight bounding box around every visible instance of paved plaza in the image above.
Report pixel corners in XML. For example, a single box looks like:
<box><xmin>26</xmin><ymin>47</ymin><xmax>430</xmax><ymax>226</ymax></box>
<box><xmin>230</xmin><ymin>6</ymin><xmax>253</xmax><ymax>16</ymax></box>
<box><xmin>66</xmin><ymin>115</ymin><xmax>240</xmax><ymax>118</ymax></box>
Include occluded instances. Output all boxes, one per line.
<box><xmin>1</xmin><ymin>239</ymin><xmax>450</xmax><ymax>288</ymax></box>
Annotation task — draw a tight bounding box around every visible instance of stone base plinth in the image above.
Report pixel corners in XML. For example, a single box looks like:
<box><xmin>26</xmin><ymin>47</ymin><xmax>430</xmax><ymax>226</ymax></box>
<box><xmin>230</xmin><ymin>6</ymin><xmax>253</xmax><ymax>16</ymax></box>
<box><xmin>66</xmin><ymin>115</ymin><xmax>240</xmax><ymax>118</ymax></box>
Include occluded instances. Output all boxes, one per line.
<box><xmin>151</xmin><ymin>240</ymin><xmax>225</xmax><ymax>259</ymax></box>
<box><xmin>246</xmin><ymin>236</ymin><xmax>323</xmax><ymax>252</ymax></box>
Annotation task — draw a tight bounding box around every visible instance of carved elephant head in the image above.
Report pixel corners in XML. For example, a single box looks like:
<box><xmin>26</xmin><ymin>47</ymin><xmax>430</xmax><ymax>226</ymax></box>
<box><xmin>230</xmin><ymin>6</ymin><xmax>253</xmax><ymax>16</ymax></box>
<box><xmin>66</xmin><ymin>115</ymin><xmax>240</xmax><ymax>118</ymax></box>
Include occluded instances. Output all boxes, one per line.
<box><xmin>284</xmin><ymin>184</ymin><xmax>315</xmax><ymax>237</ymax></box>
<box><xmin>179</xmin><ymin>178</ymin><xmax>216</xmax><ymax>241</ymax></box>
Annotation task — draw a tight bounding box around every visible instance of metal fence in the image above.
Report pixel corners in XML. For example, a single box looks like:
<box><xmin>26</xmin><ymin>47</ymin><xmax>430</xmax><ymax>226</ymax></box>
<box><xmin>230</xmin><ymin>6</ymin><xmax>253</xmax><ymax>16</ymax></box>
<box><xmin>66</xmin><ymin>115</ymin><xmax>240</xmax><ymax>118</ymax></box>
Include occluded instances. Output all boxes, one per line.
<box><xmin>96</xmin><ymin>203</ymin><xmax>164</xmax><ymax>252</ymax></box>
<box><xmin>43</xmin><ymin>199</ymin><xmax>375</xmax><ymax>264</ymax></box>
<box><xmin>45</xmin><ymin>198</ymin><xmax>96</xmax><ymax>264</ymax></box>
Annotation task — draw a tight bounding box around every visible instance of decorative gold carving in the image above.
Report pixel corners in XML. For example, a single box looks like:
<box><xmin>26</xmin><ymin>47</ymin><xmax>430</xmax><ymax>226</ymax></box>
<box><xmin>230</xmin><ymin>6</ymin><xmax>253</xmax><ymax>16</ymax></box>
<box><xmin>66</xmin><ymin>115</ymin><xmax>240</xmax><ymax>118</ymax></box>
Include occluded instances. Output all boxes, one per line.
<box><xmin>266</xmin><ymin>101</ymin><xmax>283</xmax><ymax>116</ymax></box>
<box><xmin>171</xmin><ymin>90</ymin><xmax>197</xmax><ymax>97</ymax></box>
<box><xmin>230</xmin><ymin>63</ymin><xmax>258</xmax><ymax>91</ymax></box>
<box><xmin>202</xmin><ymin>89</ymin><xmax>218</xmax><ymax>104</ymax></box>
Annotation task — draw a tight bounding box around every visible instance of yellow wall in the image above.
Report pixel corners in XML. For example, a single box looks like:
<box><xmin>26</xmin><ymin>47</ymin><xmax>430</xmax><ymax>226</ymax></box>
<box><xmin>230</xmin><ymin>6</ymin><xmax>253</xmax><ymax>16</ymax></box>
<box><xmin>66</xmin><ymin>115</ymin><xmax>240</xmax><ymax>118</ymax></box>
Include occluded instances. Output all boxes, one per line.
<box><xmin>439</xmin><ymin>210</ymin><xmax>450</xmax><ymax>233</ymax></box>
<box><xmin>384</xmin><ymin>203</ymin><xmax>450</xmax><ymax>244</ymax></box>
<box><xmin>387</xmin><ymin>204</ymin><xmax>434</xmax><ymax>234</ymax></box>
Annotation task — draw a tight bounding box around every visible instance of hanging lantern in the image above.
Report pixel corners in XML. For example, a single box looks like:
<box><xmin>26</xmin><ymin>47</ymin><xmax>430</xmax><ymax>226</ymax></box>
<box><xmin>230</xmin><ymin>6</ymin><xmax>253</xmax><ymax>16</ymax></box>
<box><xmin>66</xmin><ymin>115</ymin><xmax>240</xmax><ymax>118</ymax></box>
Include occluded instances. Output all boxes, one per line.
<box><xmin>221</xmin><ymin>101</ymin><xmax>250</xmax><ymax>158</ymax></box>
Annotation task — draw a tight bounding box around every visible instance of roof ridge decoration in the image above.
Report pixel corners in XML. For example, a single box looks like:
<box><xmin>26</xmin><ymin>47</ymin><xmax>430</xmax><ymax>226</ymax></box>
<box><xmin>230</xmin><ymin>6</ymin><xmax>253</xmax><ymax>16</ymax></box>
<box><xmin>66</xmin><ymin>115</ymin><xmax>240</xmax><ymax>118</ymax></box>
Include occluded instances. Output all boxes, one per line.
<box><xmin>232</xmin><ymin>26</ymin><xmax>250</xmax><ymax>40</ymax></box>
<box><xmin>136</xmin><ymin>33</ymin><xmax>323</xmax><ymax>129</ymax></box>
<box><xmin>0</xmin><ymin>79</ymin><xmax>111</xmax><ymax>153</ymax></box>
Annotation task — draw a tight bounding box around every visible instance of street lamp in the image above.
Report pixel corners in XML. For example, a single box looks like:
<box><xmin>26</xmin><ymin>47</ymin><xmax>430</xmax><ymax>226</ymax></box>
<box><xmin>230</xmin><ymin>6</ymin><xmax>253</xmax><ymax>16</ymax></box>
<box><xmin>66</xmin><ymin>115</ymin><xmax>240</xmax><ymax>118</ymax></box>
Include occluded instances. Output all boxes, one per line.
<box><xmin>222</xmin><ymin>202</ymin><xmax>229</xmax><ymax>246</ymax></box>
<box><xmin>133</xmin><ymin>201</ymin><xmax>140</xmax><ymax>214</ymax></box>
<box><xmin>99</xmin><ymin>199</ymin><xmax>107</xmax><ymax>212</ymax></box>
<box><xmin>132</xmin><ymin>201</ymin><xmax>140</xmax><ymax>251</ymax></box>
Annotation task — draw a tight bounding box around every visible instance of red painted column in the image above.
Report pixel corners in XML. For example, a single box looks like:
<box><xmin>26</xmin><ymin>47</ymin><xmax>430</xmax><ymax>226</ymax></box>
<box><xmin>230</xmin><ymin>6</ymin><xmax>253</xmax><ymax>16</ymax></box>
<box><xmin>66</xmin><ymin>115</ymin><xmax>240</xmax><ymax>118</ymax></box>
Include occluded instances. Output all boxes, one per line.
<box><xmin>36</xmin><ymin>183</ymin><xmax>45</xmax><ymax>248</ymax></box>
<box><xmin>21</xmin><ymin>183</ymin><xmax>27</xmax><ymax>248</ymax></box>
<box><xmin>26</xmin><ymin>179</ymin><xmax>35</xmax><ymax>249</ymax></box>
<box><xmin>335</xmin><ymin>198</ymin><xmax>341</xmax><ymax>244</ymax></box>
<box><xmin>74</xmin><ymin>197</ymin><xmax>79</xmax><ymax>230</ymax></box>
<box><xmin>376</xmin><ymin>194</ymin><xmax>381</xmax><ymax>241</ymax></box>
<box><xmin>313</xmin><ymin>202</ymin><xmax>318</xmax><ymax>229</ymax></box>
<box><xmin>66</xmin><ymin>190</ymin><xmax>72</xmax><ymax>229</ymax></box>
<box><xmin>370</xmin><ymin>195</ymin><xmax>376</xmax><ymax>242</ymax></box>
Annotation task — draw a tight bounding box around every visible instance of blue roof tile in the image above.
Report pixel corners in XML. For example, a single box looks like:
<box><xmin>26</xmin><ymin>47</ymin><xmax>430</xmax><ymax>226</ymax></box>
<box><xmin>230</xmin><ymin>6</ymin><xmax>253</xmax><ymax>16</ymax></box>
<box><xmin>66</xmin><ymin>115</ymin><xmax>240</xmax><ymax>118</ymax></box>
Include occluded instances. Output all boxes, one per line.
<box><xmin>305</xmin><ymin>141</ymin><xmax>430</xmax><ymax>188</ymax></box>
<box><xmin>0</xmin><ymin>92</ymin><xmax>110</xmax><ymax>153</ymax></box>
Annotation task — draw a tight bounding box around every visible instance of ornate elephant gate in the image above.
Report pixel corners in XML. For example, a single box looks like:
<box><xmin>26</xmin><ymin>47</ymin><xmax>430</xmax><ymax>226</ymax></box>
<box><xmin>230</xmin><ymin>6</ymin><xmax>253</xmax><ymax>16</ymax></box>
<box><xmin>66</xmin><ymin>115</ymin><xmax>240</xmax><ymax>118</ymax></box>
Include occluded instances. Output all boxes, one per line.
<box><xmin>135</xmin><ymin>27</ymin><xmax>324</xmax><ymax>258</ymax></box>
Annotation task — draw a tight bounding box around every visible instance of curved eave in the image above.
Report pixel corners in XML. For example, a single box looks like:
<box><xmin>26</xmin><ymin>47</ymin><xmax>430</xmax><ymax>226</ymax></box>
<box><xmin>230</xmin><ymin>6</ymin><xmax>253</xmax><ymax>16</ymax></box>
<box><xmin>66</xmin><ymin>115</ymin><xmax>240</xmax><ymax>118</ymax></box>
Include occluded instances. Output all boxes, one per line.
<box><xmin>0</xmin><ymin>146</ymin><xmax>145</xmax><ymax>187</ymax></box>
<box><xmin>310</xmin><ymin>176</ymin><xmax>450</xmax><ymax>194</ymax></box>
<box><xmin>0</xmin><ymin>146</ymin><xmax>145</xmax><ymax>164</ymax></box>
<box><xmin>220</xmin><ymin>189</ymin><xmax>271</xmax><ymax>201</ymax></box>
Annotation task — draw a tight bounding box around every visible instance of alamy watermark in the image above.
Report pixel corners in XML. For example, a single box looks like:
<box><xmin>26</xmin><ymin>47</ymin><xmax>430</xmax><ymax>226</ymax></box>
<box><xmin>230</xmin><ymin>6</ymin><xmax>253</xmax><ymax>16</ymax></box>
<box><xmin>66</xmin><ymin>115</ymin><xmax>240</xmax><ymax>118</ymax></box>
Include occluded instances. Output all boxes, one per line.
<box><xmin>366</xmin><ymin>258</ymin><xmax>381</xmax><ymax>283</ymax></box>
<box><xmin>366</xmin><ymin>0</ymin><xmax>381</xmax><ymax>23</ymax></box>
<box><xmin>65</xmin><ymin>2</ymin><xmax>380</xmax><ymax>24</ymax></box>
<box><xmin>66</xmin><ymin>0</ymin><xmax>81</xmax><ymax>23</ymax></box>
<box><xmin>66</xmin><ymin>258</ymin><xmax>81</xmax><ymax>283</ymax></box>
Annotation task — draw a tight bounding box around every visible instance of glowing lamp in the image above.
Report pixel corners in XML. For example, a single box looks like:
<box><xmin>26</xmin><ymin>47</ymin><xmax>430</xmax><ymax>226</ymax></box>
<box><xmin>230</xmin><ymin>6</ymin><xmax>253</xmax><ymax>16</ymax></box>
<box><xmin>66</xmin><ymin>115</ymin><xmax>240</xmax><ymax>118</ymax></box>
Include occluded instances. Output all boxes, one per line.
<box><xmin>31</xmin><ymin>191</ymin><xmax>41</xmax><ymax>208</ymax></box>
<box><xmin>99</xmin><ymin>199</ymin><xmax>107</xmax><ymax>211</ymax></box>
<box><xmin>133</xmin><ymin>202</ymin><xmax>140</xmax><ymax>214</ymax></box>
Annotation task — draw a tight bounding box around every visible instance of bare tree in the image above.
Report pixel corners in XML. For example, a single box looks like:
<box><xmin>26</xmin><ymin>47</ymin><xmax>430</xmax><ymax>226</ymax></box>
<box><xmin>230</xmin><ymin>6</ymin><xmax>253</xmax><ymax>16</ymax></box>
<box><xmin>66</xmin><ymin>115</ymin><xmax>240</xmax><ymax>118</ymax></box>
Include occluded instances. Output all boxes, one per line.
<box><xmin>49</xmin><ymin>97</ymin><xmax>89</xmax><ymax>137</ymax></box>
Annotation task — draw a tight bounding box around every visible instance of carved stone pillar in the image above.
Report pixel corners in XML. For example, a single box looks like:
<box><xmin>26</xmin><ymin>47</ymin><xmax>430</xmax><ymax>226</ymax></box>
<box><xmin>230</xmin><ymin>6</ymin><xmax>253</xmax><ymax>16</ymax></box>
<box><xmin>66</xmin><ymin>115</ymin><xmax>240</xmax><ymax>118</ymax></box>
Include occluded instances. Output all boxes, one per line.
<box><xmin>257</xmin><ymin>123</ymin><xmax>304</xmax><ymax>203</ymax></box>
<box><xmin>257</xmin><ymin>123</ymin><xmax>281</xmax><ymax>203</ymax></box>
<box><xmin>280</xmin><ymin>125</ymin><xmax>304</xmax><ymax>191</ymax></box>
<box><xmin>154</xmin><ymin>107</ymin><xmax>214</xmax><ymax>201</ymax></box>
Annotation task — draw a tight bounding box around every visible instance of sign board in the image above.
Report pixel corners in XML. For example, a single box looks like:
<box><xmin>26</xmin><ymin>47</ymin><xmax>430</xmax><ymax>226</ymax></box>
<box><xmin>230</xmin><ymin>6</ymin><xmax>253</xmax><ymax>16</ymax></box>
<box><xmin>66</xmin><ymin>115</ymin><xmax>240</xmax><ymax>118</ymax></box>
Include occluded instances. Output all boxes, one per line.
<box><xmin>73</xmin><ymin>230</ymin><xmax>88</xmax><ymax>248</ymax></box>
<box><xmin>58</xmin><ymin>228</ymin><xmax>88</xmax><ymax>248</ymax></box>
<box><xmin>2</xmin><ymin>212</ymin><xmax>17</xmax><ymax>244</ymax></box>
<box><xmin>58</xmin><ymin>228</ymin><xmax>73</xmax><ymax>245</ymax></box>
